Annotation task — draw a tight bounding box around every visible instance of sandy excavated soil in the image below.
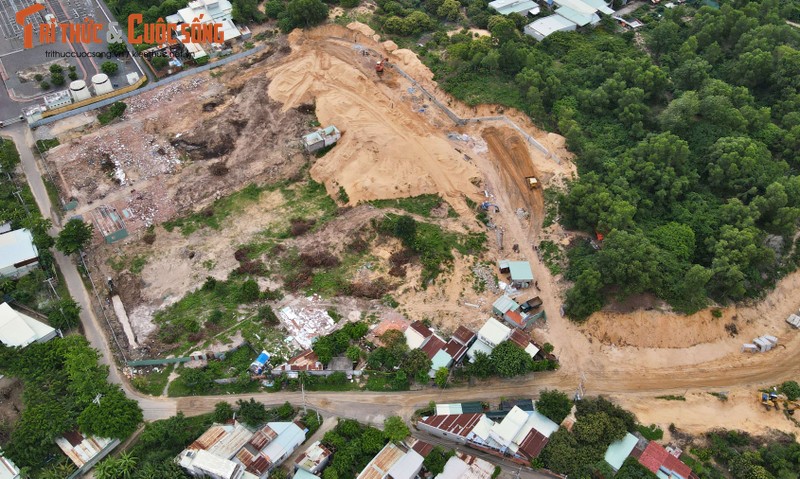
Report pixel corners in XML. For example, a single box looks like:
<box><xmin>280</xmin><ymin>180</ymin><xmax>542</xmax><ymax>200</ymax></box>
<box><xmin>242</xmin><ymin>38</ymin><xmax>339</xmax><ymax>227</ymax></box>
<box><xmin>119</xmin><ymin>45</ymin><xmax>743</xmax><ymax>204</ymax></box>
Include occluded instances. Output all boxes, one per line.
<box><xmin>266</xmin><ymin>26</ymin><xmax>480</xmax><ymax>211</ymax></box>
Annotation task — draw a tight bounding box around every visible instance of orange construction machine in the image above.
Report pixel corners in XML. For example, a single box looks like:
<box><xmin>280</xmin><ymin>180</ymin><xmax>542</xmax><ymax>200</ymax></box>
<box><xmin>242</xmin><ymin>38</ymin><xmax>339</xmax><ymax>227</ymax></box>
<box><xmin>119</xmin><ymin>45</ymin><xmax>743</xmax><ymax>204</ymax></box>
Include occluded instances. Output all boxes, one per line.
<box><xmin>376</xmin><ymin>58</ymin><xmax>388</xmax><ymax>73</ymax></box>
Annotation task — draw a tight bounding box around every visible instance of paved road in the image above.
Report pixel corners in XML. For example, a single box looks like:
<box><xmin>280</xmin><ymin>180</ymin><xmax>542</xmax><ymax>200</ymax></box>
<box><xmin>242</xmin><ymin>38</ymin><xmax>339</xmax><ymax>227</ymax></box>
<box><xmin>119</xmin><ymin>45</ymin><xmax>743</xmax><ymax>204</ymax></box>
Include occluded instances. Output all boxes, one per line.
<box><xmin>6</xmin><ymin>124</ymin><xmax>176</xmax><ymax>420</ymax></box>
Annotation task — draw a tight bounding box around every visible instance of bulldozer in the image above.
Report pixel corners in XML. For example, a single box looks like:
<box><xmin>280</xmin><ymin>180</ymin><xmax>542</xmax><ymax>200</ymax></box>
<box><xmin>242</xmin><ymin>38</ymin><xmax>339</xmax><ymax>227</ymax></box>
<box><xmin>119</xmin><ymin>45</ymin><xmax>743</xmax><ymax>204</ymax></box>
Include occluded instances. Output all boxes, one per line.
<box><xmin>784</xmin><ymin>400</ymin><xmax>800</xmax><ymax>415</ymax></box>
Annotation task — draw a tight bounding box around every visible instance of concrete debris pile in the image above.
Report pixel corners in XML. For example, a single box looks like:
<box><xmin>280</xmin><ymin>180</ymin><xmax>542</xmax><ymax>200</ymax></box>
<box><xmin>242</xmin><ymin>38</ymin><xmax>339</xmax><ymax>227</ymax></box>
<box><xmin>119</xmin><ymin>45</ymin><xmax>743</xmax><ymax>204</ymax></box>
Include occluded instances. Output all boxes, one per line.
<box><xmin>126</xmin><ymin>77</ymin><xmax>208</xmax><ymax>114</ymax></box>
<box><xmin>472</xmin><ymin>264</ymin><xmax>499</xmax><ymax>293</ymax></box>
<box><xmin>278</xmin><ymin>302</ymin><xmax>336</xmax><ymax>350</ymax></box>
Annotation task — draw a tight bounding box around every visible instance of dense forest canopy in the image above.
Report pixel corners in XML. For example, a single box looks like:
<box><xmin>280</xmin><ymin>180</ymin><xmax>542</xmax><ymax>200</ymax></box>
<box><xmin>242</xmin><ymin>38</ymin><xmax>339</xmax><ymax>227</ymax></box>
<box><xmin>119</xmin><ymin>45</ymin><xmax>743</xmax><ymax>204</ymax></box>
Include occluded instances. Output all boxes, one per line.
<box><xmin>393</xmin><ymin>0</ymin><xmax>800</xmax><ymax>319</ymax></box>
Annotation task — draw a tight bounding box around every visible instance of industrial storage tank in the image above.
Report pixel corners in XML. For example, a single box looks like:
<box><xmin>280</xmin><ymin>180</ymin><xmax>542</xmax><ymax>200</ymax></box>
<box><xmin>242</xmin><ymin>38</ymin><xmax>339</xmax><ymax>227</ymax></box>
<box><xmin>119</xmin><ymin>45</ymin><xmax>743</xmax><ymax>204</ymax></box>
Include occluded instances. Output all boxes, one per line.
<box><xmin>91</xmin><ymin>73</ymin><xmax>113</xmax><ymax>95</ymax></box>
<box><xmin>69</xmin><ymin>80</ymin><xmax>91</xmax><ymax>101</ymax></box>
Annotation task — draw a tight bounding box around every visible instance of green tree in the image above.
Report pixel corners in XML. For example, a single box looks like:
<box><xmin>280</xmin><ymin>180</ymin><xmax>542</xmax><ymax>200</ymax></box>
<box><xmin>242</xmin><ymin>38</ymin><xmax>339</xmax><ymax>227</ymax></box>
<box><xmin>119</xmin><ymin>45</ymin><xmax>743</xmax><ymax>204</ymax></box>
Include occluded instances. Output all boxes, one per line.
<box><xmin>150</xmin><ymin>56</ymin><xmax>168</xmax><ymax>70</ymax></box>
<box><xmin>565</xmin><ymin>269</ymin><xmax>604</xmax><ymax>322</ymax></box>
<box><xmin>345</xmin><ymin>345</ymin><xmax>361</xmax><ymax>363</ymax></box>
<box><xmin>50</xmin><ymin>72</ymin><xmax>65</xmax><ymax>86</ymax></box>
<box><xmin>236</xmin><ymin>398</ymin><xmax>268</xmax><ymax>427</ymax></box>
<box><xmin>383</xmin><ymin>416</ymin><xmax>409</xmax><ymax>442</ymax></box>
<box><xmin>47</xmin><ymin>298</ymin><xmax>81</xmax><ymax>330</ymax></box>
<box><xmin>394</xmin><ymin>215</ymin><xmax>417</xmax><ymax>248</ymax></box>
<box><xmin>434</xmin><ymin>367</ymin><xmax>449</xmax><ymax>388</ymax></box>
<box><xmin>101</xmin><ymin>61</ymin><xmax>119</xmax><ymax>75</ymax></box>
<box><xmin>238</xmin><ymin>278</ymin><xmax>260</xmax><ymax>303</ymax></box>
<box><xmin>490</xmin><ymin>341</ymin><xmax>531</xmax><ymax>378</ymax></box>
<box><xmin>281</xmin><ymin>0</ymin><xmax>328</xmax><ymax>31</ymax></box>
<box><xmin>423</xmin><ymin>446</ymin><xmax>451</xmax><ymax>475</ymax></box>
<box><xmin>213</xmin><ymin>401</ymin><xmax>234</xmax><ymax>422</ymax></box>
<box><xmin>465</xmin><ymin>351</ymin><xmax>493</xmax><ymax>378</ymax></box>
<box><xmin>56</xmin><ymin>218</ymin><xmax>93</xmax><ymax>254</ymax></box>
<box><xmin>180</xmin><ymin>367</ymin><xmax>212</xmax><ymax>394</ymax></box>
<box><xmin>77</xmin><ymin>387</ymin><xmax>143</xmax><ymax>439</ymax></box>
<box><xmin>49</xmin><ymin>64</ymin><xmax>63</xmax><ymax>74</ymax></box>
<box><xmin>401</xmin><ymin>348</ymin><xmax>432</xmax><ymax>378</ymax></box>
<box><xmin>536</xmin><ymin>390</ymin><xmax>572</xmax><ymax>424</ymax></box>
<box><xmin>108</xmin><ymin>41</ymin><xmax>127</xmax><ymax>55</ymax></box>
<box><xmin>436</xmin><ymin>0</ymin><xmax>460</xmax><ymax>21</ymax></box>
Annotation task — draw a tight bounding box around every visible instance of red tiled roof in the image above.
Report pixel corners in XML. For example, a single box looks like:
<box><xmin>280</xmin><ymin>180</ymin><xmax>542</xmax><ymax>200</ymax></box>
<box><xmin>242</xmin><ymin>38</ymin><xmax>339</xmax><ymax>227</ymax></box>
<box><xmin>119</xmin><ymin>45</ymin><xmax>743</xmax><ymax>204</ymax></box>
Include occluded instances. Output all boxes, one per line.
<box><xmin>517</xmin><ymin>429</ymin><xmax>549</xmax><ymax>459</ymax></box>
<box><xmin>409</xmin><ymin>321</ymin><xmax>433</xmax><ymax>339</ymax></box>
<box><xmin>444</xmin><ymin>339</ymin><xmax>467</xmax><ymax>363</ymax></box>
<box><xmin>637</xmin><ymin>442</ymin><xmax>691</xmax><ymax>478</ymax></box>
<box><xmin>421</xmin><ymin>335</ymin><xmax>446</xmax><ymax>359</ymax></box>
<box><xmin>419</xmin><ymin>414</ymin><xmax>482</xmax><ymax>437</ymax></box>
<box><xmin>505</xmin><ymin>310</ymin><xmax>525</xmax><ymax>327</ymax></box>
<box><xmin>509</xmin><ymin>329</ymin><xmax>531</xmax><ymax>349</ymax></box>
<box><xmin>452</xmin><ymin>326</ymin><xmax>476</xmax><ymax>346</ymax></box>
<box><xmin>412</xmin><ymin>440</ymin><xmax>435</xmax><ymax>457</ymax></box>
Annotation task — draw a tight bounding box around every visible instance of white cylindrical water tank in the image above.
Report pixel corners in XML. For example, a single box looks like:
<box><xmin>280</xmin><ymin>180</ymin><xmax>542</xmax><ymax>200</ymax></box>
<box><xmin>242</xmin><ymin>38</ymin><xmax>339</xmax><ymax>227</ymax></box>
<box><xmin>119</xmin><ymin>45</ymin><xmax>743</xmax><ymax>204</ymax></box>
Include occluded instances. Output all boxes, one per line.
<box><xmin>69</xmin><ymin>80</ymin><xmax>91</xmax><ymax>101</ymax></box>
<box><xmin>92</xmin><ymin>73</ymin><xmax>113</xmax><ymax>95</ymax></box>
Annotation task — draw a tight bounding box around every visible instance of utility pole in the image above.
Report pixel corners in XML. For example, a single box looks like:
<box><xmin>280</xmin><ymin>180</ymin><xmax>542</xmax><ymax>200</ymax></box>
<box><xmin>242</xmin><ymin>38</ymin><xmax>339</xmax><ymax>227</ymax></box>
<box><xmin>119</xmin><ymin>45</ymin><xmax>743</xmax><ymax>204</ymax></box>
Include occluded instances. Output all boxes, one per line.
<box><xmin>301</xmin><ymin>375</ymin><xmax>307</xmax><ymax>415</ymax></box>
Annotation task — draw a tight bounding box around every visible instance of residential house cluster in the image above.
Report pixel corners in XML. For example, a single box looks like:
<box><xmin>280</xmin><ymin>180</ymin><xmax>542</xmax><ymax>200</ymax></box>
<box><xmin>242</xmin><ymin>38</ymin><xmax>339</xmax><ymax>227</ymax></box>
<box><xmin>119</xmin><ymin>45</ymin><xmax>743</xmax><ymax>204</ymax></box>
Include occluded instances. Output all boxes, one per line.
<box><xmin>178</xmin><ymin>420</ymin><xmax>306</xmax><ymax>479</ymax></box>
<box><xmin>351</xmin><ymin>438</ymin><xmax>496</xmax><ymax>479</ymax></box>
<box><xmin>417</xmin><ymin>405</ymin><xmax>560</xmax><ymax>465</ymax></box>
<box><xmin>466</xmin><ymin>318</ymin><xmax>540</xmax><ymax>362</ymax></box>
<box><xmin>523</xmin><ymin>0</ymin><xmax>616</xmax><ymax>41</ymax></box>
<box><xmin>404</xmin><ymin>322</ymin><xmax>476</xmax><ymax>378</ymax></box>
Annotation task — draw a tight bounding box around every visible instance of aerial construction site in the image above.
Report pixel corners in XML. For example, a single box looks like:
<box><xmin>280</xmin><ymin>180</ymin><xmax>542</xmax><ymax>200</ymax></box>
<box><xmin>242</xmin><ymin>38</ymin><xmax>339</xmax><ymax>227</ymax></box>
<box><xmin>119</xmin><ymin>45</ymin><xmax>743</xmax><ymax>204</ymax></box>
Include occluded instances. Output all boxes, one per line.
<box><xmin>36</xmin><ymin>21</ymin><xmax>800</xmax><ymax>442</ymax></box>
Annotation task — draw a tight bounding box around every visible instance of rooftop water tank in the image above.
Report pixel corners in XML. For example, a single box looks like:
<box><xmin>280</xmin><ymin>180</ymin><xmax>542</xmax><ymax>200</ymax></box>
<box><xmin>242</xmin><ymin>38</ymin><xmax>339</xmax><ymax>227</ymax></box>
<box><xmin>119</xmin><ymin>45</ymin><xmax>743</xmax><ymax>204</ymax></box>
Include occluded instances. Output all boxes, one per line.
<box><xmin>69</xmin><ymin>79</ymin><xmax>91</xmax><ymax>101</ymax></box>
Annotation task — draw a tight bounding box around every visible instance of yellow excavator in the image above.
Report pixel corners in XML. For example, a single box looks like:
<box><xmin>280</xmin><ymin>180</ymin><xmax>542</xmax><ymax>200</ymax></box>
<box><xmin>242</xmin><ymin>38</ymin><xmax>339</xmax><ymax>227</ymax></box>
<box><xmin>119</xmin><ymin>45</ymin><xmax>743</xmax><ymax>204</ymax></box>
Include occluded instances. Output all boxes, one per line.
<box><xmin>785</xmin><ymin>400</ymin><xmax>800</xmax><ymax>415</ymax></box>
<box><xmin>761</xmin><ymin>391</ymin><xmax>784</xmax><ymax>411</ymax></box>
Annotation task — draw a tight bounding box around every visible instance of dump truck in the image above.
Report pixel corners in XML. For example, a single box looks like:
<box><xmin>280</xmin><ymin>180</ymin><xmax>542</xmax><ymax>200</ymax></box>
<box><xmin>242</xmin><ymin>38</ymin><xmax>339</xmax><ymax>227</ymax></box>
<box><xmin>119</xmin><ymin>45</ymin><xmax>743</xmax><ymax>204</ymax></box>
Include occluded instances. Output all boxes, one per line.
<box><xmin>525</xmin><ymin>176</ymin><xmax>539</xmax><ymax>189</ymax></box>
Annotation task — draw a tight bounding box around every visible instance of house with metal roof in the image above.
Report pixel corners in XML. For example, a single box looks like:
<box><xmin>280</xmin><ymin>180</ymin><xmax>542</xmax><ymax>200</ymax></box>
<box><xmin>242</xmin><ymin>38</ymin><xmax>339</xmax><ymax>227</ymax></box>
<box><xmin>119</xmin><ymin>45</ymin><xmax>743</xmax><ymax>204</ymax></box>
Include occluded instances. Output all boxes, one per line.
<box><xmin>604</xmin><ymin>433</ymin><xmax>639</xmax><ymax>472</ymax></box>
<box><xmin>386</xmin><ymin>448</ymin><xmax>424</xmax><ymax>479</ymax></box>
<box><xmin>405</xmin><ymin>321</ymin><xmax>434</xmax><ymax>349</ymax></box>
<box><xmin>180</xmin><ymin>449</ymin><xmax>246</xmax><ymax>479</ymax></box>
<box><xmin>451</xmin><ymin>326</ymin><xmax>477</xmax><ymax>347</ymax></box>
<box><xmin>0</xmin><ymin>455</ymin><xmax>20</xmax><ymax>479</ymax></box>
<box><xmin>0</xmin><ymin>229</ymin><xmax>39</xmax><ymax>279</ymax></box>
<box><xmin>492</xmin><ymin>295</ymin><xmax>519</xmax><ymax>317</ymax></box>
<box><xmin>435</xmin><ymin>452</ymin><xmax>496</xmax><ymax>479</ymax></box>
<box><xmin>0</xmin><ymin>303</ymin><xmax>58</xmax><ymax>348</ymax></box>
<box><xmin>356</xmin><ymin>443</ymin><xmax>407</xmax><ymax>479</ymax></box>
<box><xmin>524</xmin><ymin>0</ymin><xmax>615</xmax><ymax>40</ymax></box>
<box><xmin>435</xmin><ymin>402</ymin><xmax>485</xmax><ymax>415</ymax></box>
<box><xmin>302</xmin><ymin>126</ymin><xmax>341</xmax><ymax>153</ymax></box>
<box><xmin>630</xmin><ymin>441</ymin><xmax>693</xmax><ymax>479</ymax></box>
<box><xmin>294</xmin><ymin>440</ymin><xmax>331</xmax><ymax>474</ymax></box>
<box><xmin>418</xmin><ymin>414</ymin><xmax>484</xmax><ymax>445</ymax></box>
<box><xmin>292</xmin><ymin>469</ymin><xmax>318</xmax><ymax>479</ymax></box>
<box><xmin>235</xmin><ymin>422</ymin><xmax>306</xmax><ymax>478</ymax></box>
<box><xmin>56</xmin><ymin>431</ymin><xmax>120</xmax><ymax>476</ymax></box>
<box><xmin>488</xmin><ymin>0</ymin><xmax>540</xmax><ymax>16</ymax></box>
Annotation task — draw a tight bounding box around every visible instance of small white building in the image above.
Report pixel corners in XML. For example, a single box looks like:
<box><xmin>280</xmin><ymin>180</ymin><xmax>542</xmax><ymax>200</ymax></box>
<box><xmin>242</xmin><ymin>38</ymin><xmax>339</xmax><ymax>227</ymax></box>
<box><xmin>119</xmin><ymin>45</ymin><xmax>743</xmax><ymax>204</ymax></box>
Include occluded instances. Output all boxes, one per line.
<box><xmin>302</xmin><ymin>126</ymin><xmax>341</xmax><ymax>153</ymax></box>
<box><xmin>0</xmin><ymin>229</ymin><xmax>39</xmax><ymax>279</ymax></box>
<box><xmin>43</xmin><ymin>90</ymin><xmax>72</xmax><ymax>110</ymax></box>
<box><xmin>0</xmin><ymin>303</ymin><xmax>58</xmax><ymax>348</ymax></box>
<box><xmin>181</xmin><ymin>449</ymin><xmax>246</xmax><ymax>479</ymax></box>
<box><xmin>294</xmin><ymin>440</ymin><xmax>331</xmax><ymax>475</ymax></box>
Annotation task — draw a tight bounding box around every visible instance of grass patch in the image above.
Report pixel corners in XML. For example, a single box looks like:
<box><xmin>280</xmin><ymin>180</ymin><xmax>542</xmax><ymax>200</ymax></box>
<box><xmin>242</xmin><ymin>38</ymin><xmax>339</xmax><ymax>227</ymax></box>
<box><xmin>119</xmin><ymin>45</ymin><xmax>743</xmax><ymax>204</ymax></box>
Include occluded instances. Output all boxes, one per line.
<box><xmin>370</xmin><ymin>194</ymin><xmax>457</xmax><ymax>218</ymax></box>
<box><xmin>542</xmin><ymin>187</ymin><xmax>562</xmax><ymax>229</ymax></box>
<box><xmin>378</xmin><ymin>213</ymin><xmax>487</xmax><ymax>285</ymax></box>
<box><xmin>163</xmin><ymin>183</ymin><xmax>264</xmax><ymax>235</ymax></box>
<box><xmin>35</xmin><ymin>138</ymin><xmax>60</xmax><ymax>152</ymax></box>
<box><xmin>130</xmin><ymin>364</ymin><xmax>173</xmax><ymax>396</ymax></box>
<box><xmin>154</xmin><ymin>277</ymin><xmax>259</xmax><ymax>346</ymax></box>
<box><xmin>708</xmin><ymin>391</ymin><xmax>729</xmax><ymax>402</ymax></box>
<box><xmin>42</xmin><ymin>176</ymin><xmax>62</xmax><ymax>211</ymax></box>
<box><xmin>168</xmin><ymin>347</ymin><xmax>261</xmax><ymax>397</ymax></box>
<box><xmin>129</xmin><ymin>255</ymin><xmax>147</xmax><ymax>274</ymax></box>
<box><xmin>539</xmin><ymin>240</ymin><xmax>564</xmax><ymax>275</ymax></box>
<box><xmin>636</xmin><ymin>423</ymin><xmax>664</xmax><ymax>440</ymax></box>
<box><xmin>655</xmin><ymin>395</ymin><xmax>686</xmax><ymax>401</ymax></box>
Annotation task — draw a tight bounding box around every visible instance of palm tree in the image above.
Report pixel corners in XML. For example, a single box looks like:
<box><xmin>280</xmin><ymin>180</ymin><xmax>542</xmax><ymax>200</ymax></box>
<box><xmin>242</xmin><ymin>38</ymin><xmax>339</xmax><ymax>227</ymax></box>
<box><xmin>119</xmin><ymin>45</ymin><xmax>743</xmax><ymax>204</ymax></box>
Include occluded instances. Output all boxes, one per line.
<box><xmin>117</xmin><ymin>452</ymin><xmax>137</xmax><ymax>479</ymax></box>
<box><xmin>94</xmin><ymin>458</ymin><xmax>120</xmax><ymax>479</ymax></box>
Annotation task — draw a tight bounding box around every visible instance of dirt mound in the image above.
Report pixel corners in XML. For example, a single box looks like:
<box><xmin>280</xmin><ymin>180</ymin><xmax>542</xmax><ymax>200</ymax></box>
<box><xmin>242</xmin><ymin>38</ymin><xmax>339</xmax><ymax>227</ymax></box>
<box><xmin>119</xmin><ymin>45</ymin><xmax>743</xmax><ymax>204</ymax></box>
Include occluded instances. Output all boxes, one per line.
<box><xmin>266</xmin><ymin>26</ymin><xmax>480</xmax><ymax>206</ymax></box>
<box><xmin>347</xmin><ymin>21</ymin><xmax>375</xmax><ymax>37</ymax></box>
<box><xmin>392</xmin><ymin>49</ymin><xmax>434</xmax><ymax>83</ymax></box>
